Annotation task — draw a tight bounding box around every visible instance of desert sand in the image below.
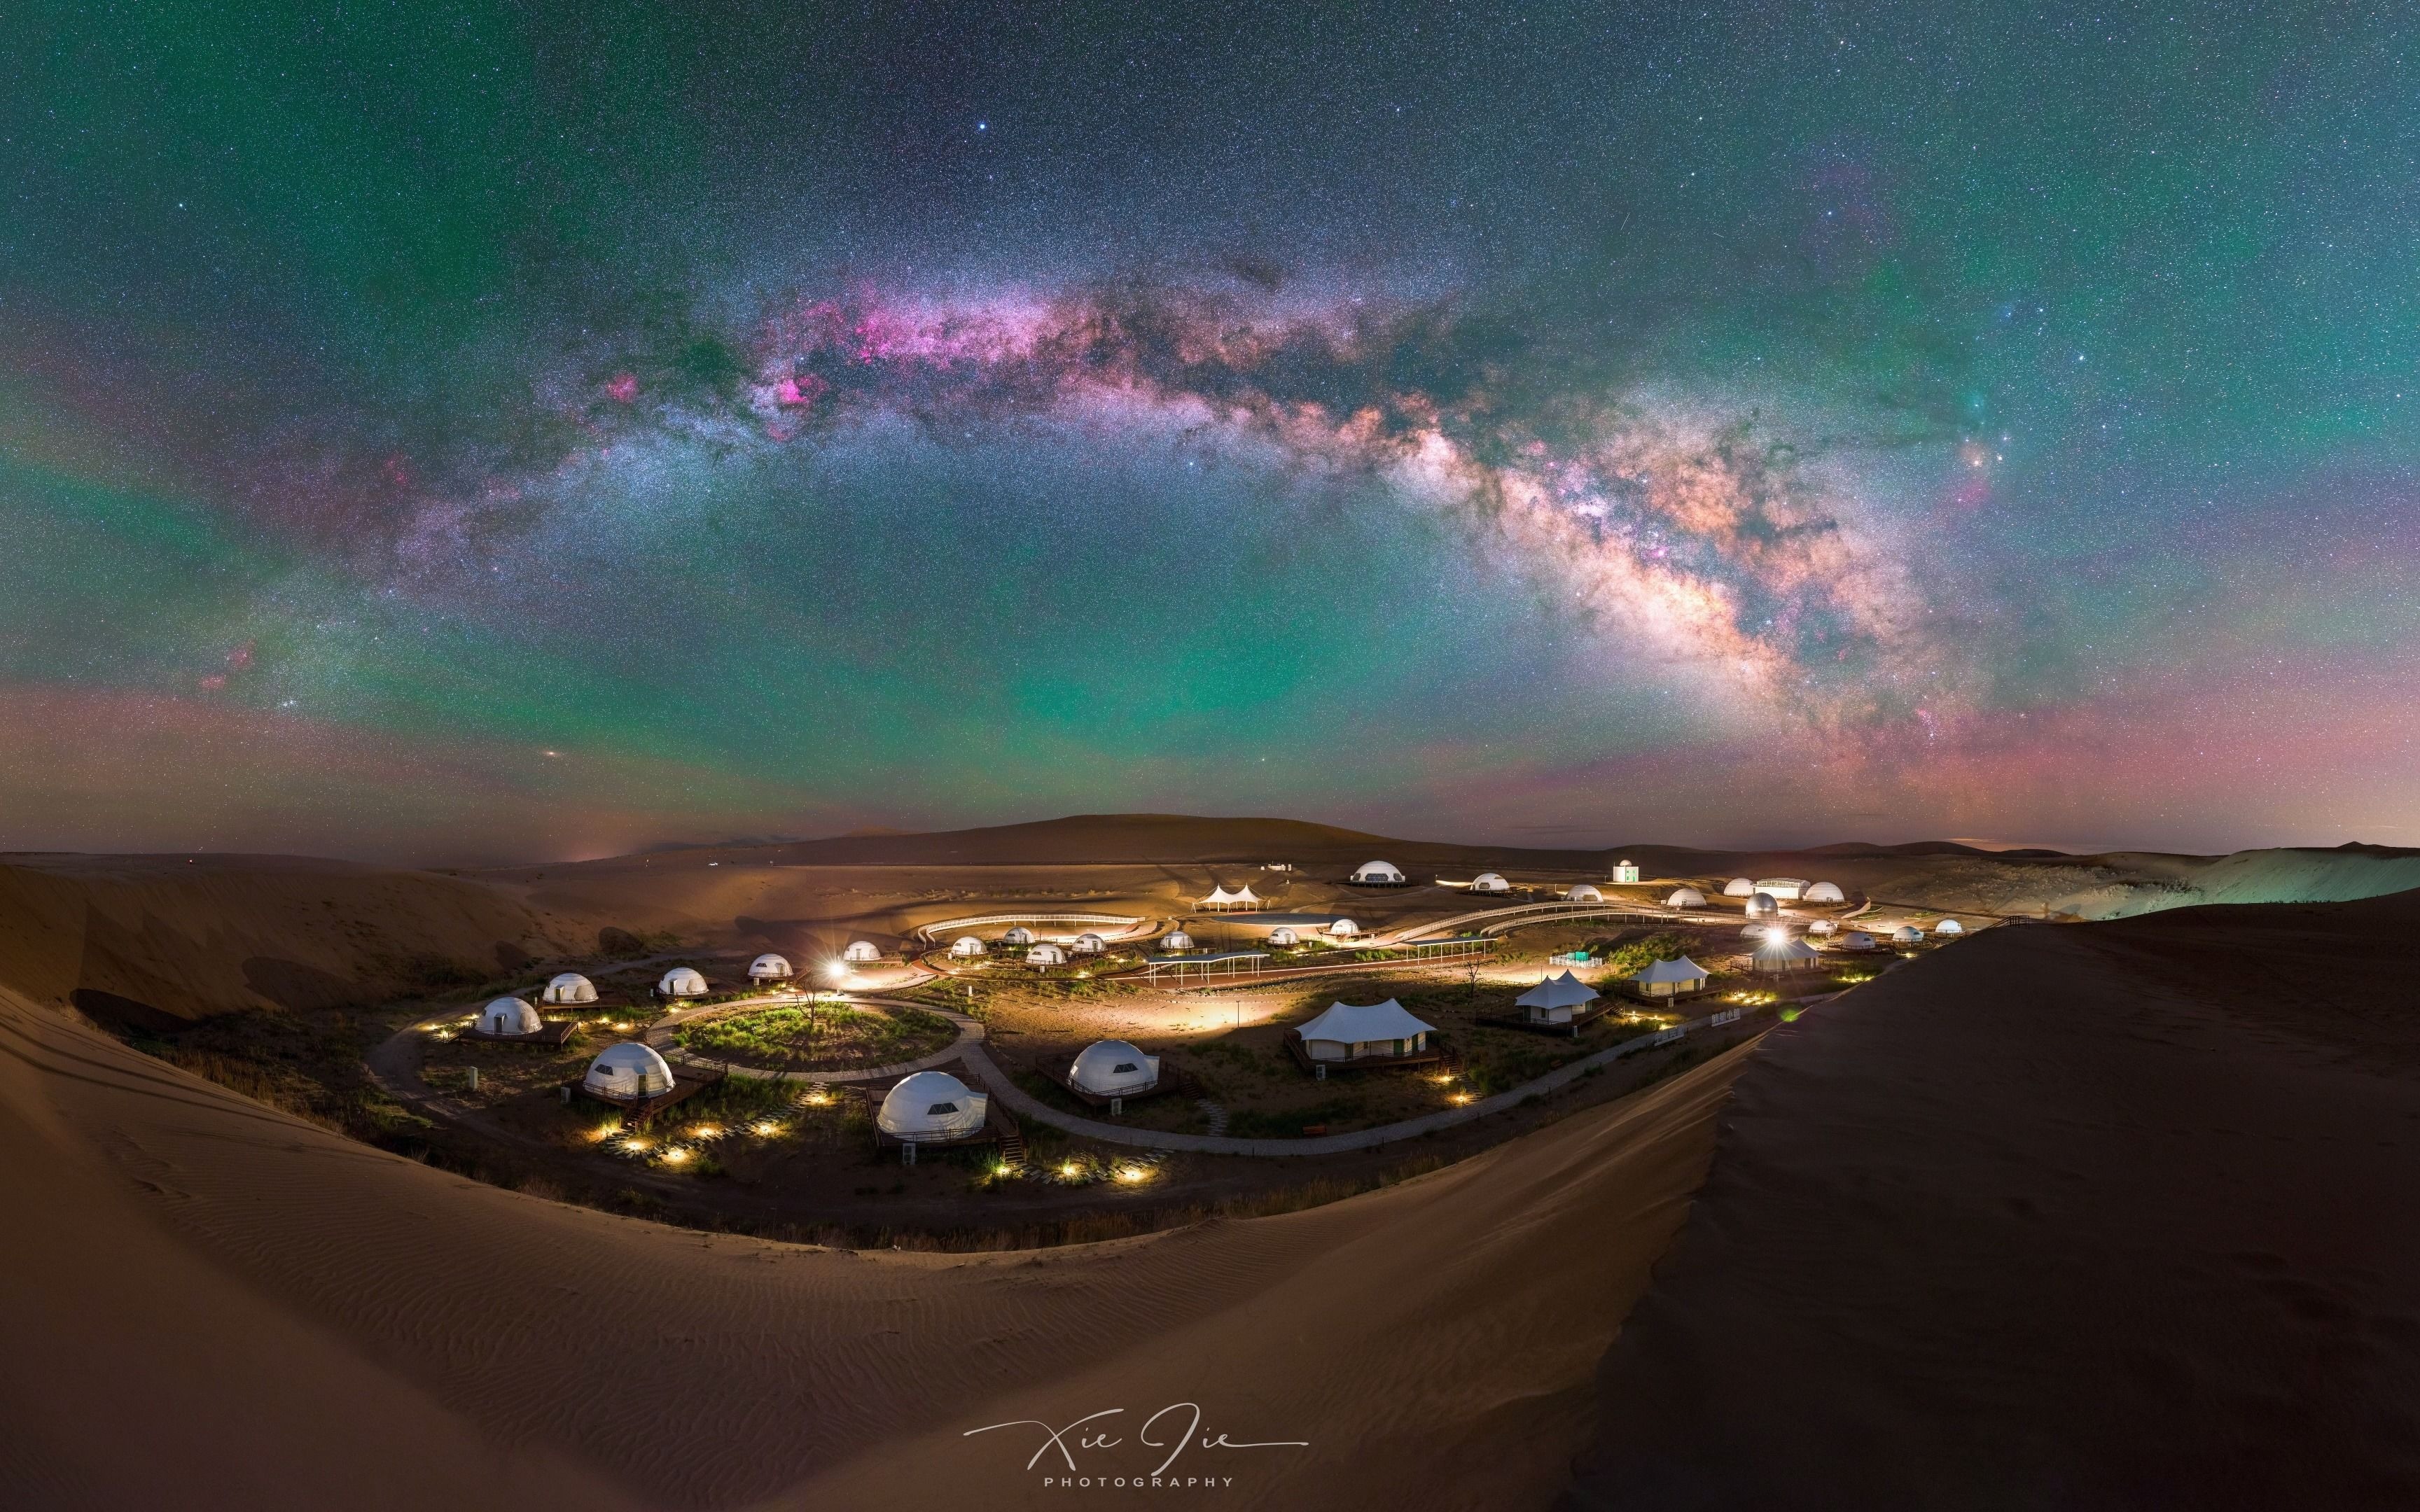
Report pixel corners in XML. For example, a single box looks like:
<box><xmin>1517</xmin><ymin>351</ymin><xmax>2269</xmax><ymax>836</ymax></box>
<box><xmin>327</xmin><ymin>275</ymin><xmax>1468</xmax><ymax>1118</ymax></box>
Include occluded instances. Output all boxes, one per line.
<box><xmin>1565</xmin><ymin>892</ymin><xmax>2420</xmax><ymax>1509</ymax></box>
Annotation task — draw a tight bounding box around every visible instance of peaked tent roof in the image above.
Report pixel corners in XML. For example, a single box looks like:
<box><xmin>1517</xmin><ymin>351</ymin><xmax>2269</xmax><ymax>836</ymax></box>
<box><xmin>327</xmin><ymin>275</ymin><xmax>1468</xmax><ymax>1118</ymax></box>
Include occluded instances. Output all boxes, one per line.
<box><xmin>1753</xmin><ymin>937</ymin><xmax>1823</xmax><ymax>962</ymax></box>
<box><xmin>1632</xmin><ymin>955</ymin><xmax>1710</xmax><ymax>984</ymax></box>
<box><xmin>1515</xmin><ymin>971</ymin><xmax>1601</xmax><ymax>1011</ymax></box>
<box><xmin>1296</xmin><ymin>998</ymin><xmax>1437</xmax><ymax>1044</ymax></box>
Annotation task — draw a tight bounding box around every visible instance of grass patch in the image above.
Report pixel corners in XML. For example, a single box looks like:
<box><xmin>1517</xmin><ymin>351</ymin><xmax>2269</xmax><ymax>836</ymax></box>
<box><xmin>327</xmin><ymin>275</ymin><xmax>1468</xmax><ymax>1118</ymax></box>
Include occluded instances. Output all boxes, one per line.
<box><xmin>674</xmin><ymin>1002</ymin><xmax>956</xmax><ymax>1071</ymax></box>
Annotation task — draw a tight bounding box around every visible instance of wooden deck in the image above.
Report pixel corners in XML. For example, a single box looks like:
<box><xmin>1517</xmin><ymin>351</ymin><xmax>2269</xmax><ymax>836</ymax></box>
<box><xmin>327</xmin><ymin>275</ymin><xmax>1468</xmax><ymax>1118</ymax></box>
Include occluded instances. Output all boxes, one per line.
<box><xmin>466</xmin><ymin>1020</ymin><xmax>578</xmax><ymax>1046</ymax></box>
<box><xmin>1283</xmin><ymin>1030</ymin><xmax>1447</xmax><ymax>1074</ymax></box>
<box><xmin>1474</xmin><ymin>1000</ymin><xmax>1620</xmax><ymax>1038</ymax></box>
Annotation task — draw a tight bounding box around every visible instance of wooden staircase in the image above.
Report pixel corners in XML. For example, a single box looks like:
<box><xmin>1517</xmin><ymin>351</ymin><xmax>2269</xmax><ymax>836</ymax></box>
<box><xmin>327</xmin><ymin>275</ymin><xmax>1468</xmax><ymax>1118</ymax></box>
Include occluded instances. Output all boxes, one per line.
<box><xmin>996</xmin><ymin>1120</ymin><xmax>1029</xmax><ymax>1170</ymax></box>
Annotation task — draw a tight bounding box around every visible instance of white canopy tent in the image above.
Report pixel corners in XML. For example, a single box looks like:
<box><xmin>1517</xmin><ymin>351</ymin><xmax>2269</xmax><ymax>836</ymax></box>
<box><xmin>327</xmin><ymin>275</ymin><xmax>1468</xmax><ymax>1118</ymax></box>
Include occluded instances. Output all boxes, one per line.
<box><xmin>584</xmin><ymin>1042</ymin><xmax>674</xmax><ymax>1100</ymax></box>
<box><xmin>1515</xmin><ymin>970</ymin><xmax>1601</xmax><ymax>1024</ymax></box>
<box><xmin>479</xmin><ymin>997</ymin><xmax>541</xmax><ymax>1035</ymax></box>
<box><xmin>1667</xmin><ymin>887</ymin><xmax>1706</xmax><ymax>909</ymax></box>
<box><xmin>1632</xmin><ymin>956</ymin><xmax>1711</xmax><ymax>997</ymax></box>
<box><xmin>541</xmin><ymin>972</ymin><xmax>597</xmax><ymax>1006</ymax></box>
<box><xmin>1804</xmin><ymin>881</ymin><xmax>1847</xmax><ymax>904</ymax></box>
<box><xmin>875</xmin><ymin>1070</ymin><xmax>988</xmax><ymax>1143</ymax></box>
<box><xmin>1295</xmin><ymin>1000</ymin><xmax>1436</xmax><ymax>1062</ymax></box>
<box><xmin>747</xmin><ymin>953</ymin><xmax>793</xmax><ymax>981</ymax></box>
<box><xmin>843</xmin><ymin>940</ymin><xmax>882</xmax><ymax>962</ymax></box>
<box><xmin>1351</xmin><ymin>860</ymin><xmax>1406</xmax><ymax>884</ymax></box>
<box><xmin>1069</xmin><ymin>1040</ymin><xmax>1160</xmax><ymax>1097</ymax></box>
<box><xmin>656</xmin><ymin>967</ymin><xmax>708</xmax><ymax>999</ymax></box>
<box><xmin>1753</xmin><ymin>937</ymin><xmax>1824</xmax><ymax>974</ymax></box>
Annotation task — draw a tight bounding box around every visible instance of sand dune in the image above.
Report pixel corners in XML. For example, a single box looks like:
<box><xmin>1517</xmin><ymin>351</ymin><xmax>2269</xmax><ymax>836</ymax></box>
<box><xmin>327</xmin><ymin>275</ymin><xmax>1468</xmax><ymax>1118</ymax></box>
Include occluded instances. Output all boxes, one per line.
<box><xmin>1564</xmin><ymin>892</ymin><xmax>2420</xmax><ymax>1508</ymax></box>
<box><xmin>0</xmin><ymin>977</ymin><xmax>1748</xmax><ymax>1511</ymax></box>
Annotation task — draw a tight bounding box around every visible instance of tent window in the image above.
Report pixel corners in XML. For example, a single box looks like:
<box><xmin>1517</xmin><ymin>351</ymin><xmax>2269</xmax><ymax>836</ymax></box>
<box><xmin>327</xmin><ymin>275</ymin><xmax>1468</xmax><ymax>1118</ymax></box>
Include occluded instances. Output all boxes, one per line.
<box><xmin>1113</xmin><ymin>1063</ymin><xmax>1138</xmax><ymax>1074</ymax></box>
<box><xmin>927</xmin><ymin>1102</ymin><xmax>959</xmax><ymax>1115</ymax></box>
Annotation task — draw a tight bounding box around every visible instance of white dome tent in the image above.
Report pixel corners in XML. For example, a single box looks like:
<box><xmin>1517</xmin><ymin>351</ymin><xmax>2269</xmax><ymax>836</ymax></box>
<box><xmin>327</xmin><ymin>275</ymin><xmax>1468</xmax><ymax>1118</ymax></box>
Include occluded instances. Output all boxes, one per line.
<box><xmin>1804</xmin><ymin>881</ymin><xmax>1847</xmax><ymax>904</ymax></box>
<box><xmin>1631</xmin><ymin>956</ymin><xmax>1711</xmax><ymax>997</ymax></box>
<box><xmin>541</xmin><ymin>972</ymin><xmax>597</xmax><ymax>1006</ymax></box>
<box><xmin>1934</xmin><ymin>918</ymin><xmax>1966</xmax><ymax>937</ymax></box>
<box><xmin>655</xmin><ymin>967</ymin><xmax>708</xmax><ymax>1000</ymax></box>
<box><xmin>1515</xmin><ymin>971</ymin><xmax>1601</xmax><ymax>1026</ymax></box>
<box><xmin>1293</xmin><ymin>1000</ymin><xmax>1437</xmax><ymax>1063</ymax></box>
<box><xmin>1842</xmin><ymin>931</ymin><xmax>1878</xmax><ymax>951</ymax></box>
<box><xmin>875</xmin><ymin>1070</ymin><xmax>988</xmax><ymax>1144</ymax></box>
<box><xmin>1069</xmin><ymin>1040</ymin><xmax>1160</xmax><ymax>1099</ymax></box>
<box><xmin>1808</xmin><ymin>919</ymin><xmax>1840</xmax><ymax>936</ymax></box>
<box><xmin>1002</xmin><ymin>927</ymin><xmax>1036</xmax><ymax>946</ymax></box>
<box><xmin>1327</xmin><ymin>918</ymin><xmax>1361</xmax><ymax>939</ymax></box>
<box><xmin>950</xmin><ymin>935</ymin><xmax>987</xmax><ymax>959</ymax></box>
<box><xmin>842</xmin><ymin>940</ymin><xmax>882</xmax><ymax>963</ymax></box>
<box><xmin>1667</xmin><ymin>887</ymin><xmax>1706</xmax><ymax>909</ymax></box>
<box><xmin>584</xmin><ymin>1042</ymin><xmax>674</xmax><ymax>1101</ymax></box>
<box><xmin>747</xmin><ymin>953</ymin><xmax>793</xmax><ymax>982</ymax></box>
<box><xmin>1472</xmin><ymin>872</ymin><xmax>1510</xmax><ymax>893</ymax></box>
<box><xmin>1350</xmin><ymin>860</ymin><xmax>1406</xmax><ymax>885</ymax></box>
<box><xmin>1746</xmin><ymin>891</ymin><xmax>1780</xmax><ymax>919</ymax></box>
<box><xmin>1723</xmin><ymin>877</ymin><xmax>1756</xmax><ymax>897</ymax></box>
<box><xmin>1743</xmin><ymin>922</ymin><xmax>1779</xmax><ymax>937</ymax></box>
<box><xmin>1071</xmin><ymin>933</ymin><xmax>1106</xmax><ymax>955</ymax></box>
<box><xmin>1891</xmin><ymin>925</ymin><xmax>1924</xmax><ymax>946</ymax></box>
<box><xmin>478</xmin><ymin>997</ymin><xmax>542</xmax><ymax>1036</ymax></box>
<box><xmin>1267</xmin><ymin>926</ymin><xmax>1300</xmax><ymax>948</ymax></box>
<box><xmin>1565</xmin><ymin>883</ymin><xmax>1605</xmax><ymax>903</ymax></box>
<box><xmin>1028</xmin><ymin>941</ymin><xmax>1069</xmax><ymax>967</ymax></box>
<box><xmin>1160</xmin><ymin>930</ymin><xmax>1195</xmax><ymax>952</ymax></box>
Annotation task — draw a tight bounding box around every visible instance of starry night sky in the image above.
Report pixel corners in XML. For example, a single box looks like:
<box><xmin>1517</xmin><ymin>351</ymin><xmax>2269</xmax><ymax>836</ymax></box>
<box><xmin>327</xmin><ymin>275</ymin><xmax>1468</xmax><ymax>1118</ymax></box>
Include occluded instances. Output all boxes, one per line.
<box><xmin>6</xmin><ymin>2</ymin><xmax>2416</xmax><ymax>862</ymax></box>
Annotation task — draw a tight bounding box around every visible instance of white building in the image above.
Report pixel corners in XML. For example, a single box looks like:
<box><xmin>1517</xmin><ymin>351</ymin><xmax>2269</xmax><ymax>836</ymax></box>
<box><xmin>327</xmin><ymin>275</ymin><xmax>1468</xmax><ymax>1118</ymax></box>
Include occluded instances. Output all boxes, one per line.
<box><xmin>1746</xmin><ymin>891</ymin><xmax>1780</xmax><ymax>919</ymax></box>
<box><xmin>1753</xmin><ymin>877</ymin><xmax>1809</xmax><ymax>901</ymax></box>
<box><xmin>479</xmin><ymin>996</ymin><xmax>541</xmax><ymax>1035</ymax></box>
<box><xmin>655</xmin><ymin>967</ymin><xmax>708</xmax><ymax>999</ymax></box>
<box><xmin>1350</xmin><ymin>860</ymin><xmax>1406</xmax><ymax>884</ymax></box>
<box><xmin>1069</xmin><ymin>1040</ymin><xmax>1160</xmax><ymax>1098</ymax></box>
<box><xmin>950</xmin><ymin>935</ymin><xmax>987</xmax><ymax>958</ymax></box>
<box><xmin>1472</xmin><ymin>872</ymin><xmax>1510</xmax><ymax>892</ymax></box>
<box><xmin>584</xmin><ymin>1042</ymin><xmax>673</xmax><ymax>1100</ymax></box>
<box><xmin>1565</xmin><ymin>883</ymin><xmax>1605</xmax><ymax>903</ymax></box>
<box><xmin>1804</xmin><ymin>881</ymin><xmax>1847</xmax><ymax>904</ymax></box>
<box><xmin>541</xmin><ymin>972</ymin><xmax>597</xmax><ymax>1006</ymax></box>
<box><xmin>1515</xmin><ymin>971</ymin><xmax>1601</xmax><ymax>1025</ymax></box>
<box><xmin>875</xmin><ymin>1070</ymin><xmax>987</xmax><ymax>1143</ymax></box>
<box><xmin>1160</xmin><ymin>930</ymin><xmax>1195</xmax><ymax>951</ymax></box>
<box><xmin>1295</xmin><ymin>999</ymin><xmax>1436</xmax><ymax>1062</ymax></box>
<box><xmin>1611</xmin><ymin>860</ymin><xmax>1641</xmax><ymax>884</ymax></box>
<box><xmin>1723</xmin><ymin>877</ymin><xmax>1755</xmax><ymax>897</ymax></box>
<box><xmin>842</xmin><ymin>940</ymin><xmax>882</xmax><ymax>963</ymax></box>
<box><xmin>1028</xmin><ymin>941</ymin><xmax>1069</xmax><ymax>966</ymax></box>
<box><xmin>747</xmin><ymin>953</ymin><xmax>792</xmax><ymax>982</ymax></box>
<box><xmin>1667</xmin><ymin>887</ymin><xmax>1706</xmax><ymax>909</ymax></box>
<box><xmin>1632</xmin><ymin>956</ymin><xmax>1711</xmax><ymax>997</ymax></box>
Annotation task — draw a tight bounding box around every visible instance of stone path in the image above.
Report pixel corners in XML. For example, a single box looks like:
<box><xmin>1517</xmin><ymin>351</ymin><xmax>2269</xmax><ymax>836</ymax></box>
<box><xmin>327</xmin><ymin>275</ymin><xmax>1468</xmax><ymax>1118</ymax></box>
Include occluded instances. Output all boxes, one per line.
<box><xmin>1195</xmin><ymin>1098</ymin><xmax>1230</xmax><ymax>1136</ymax></box>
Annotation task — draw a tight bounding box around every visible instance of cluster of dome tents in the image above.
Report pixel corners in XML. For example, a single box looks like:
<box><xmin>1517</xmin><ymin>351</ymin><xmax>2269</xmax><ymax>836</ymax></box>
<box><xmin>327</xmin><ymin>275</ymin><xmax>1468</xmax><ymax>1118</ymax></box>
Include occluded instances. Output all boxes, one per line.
<box><xmin>950</xmin><ymin>930</ymin><xmax>1109</xmax><ymax>960</ymax></box>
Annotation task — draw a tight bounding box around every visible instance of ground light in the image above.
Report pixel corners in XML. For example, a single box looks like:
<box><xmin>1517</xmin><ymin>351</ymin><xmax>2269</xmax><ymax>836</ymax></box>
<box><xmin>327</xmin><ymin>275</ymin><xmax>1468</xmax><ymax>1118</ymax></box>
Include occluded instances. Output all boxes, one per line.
<box><xmin>751</xmin><ymin>1120</ymin><xmax>783</xmax><ymax>1137</ymax></box>
<box><xmin>661</xmin><ymin>1147</ymin><xmax>691</xmax><ymax>1166</ymax></box>
<box><xmin>1059</xmin><ymin>1161</ymin><xmax>1080</xmax><ymax>1178</ymax></box>
<box><xmin>1115</xmin><ymin>1166</ymin><xmax>1147</xmax><ymax>1183</ymax></box>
